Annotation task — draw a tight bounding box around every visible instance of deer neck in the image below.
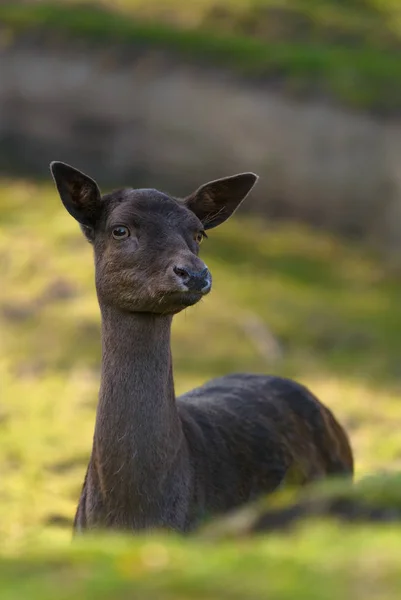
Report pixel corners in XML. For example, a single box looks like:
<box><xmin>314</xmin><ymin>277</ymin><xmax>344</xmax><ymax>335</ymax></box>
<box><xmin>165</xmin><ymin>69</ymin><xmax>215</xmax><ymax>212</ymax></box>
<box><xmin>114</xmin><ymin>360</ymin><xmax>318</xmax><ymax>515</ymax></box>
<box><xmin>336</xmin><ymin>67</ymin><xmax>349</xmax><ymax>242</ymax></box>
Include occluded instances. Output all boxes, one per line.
<box><xmin>93</xmin><ymin>306</ymin><xmax>183</xmax><ymax>505</ymax></box>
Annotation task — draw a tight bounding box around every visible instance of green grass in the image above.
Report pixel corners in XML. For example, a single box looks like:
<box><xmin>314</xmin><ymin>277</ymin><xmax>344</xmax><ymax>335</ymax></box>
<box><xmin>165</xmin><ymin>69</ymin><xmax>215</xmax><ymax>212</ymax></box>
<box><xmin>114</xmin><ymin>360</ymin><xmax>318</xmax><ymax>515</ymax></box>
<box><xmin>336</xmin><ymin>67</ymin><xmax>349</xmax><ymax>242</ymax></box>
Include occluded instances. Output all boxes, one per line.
<box><xmin>49</xmin><ymin>0</ymin><xmax>401</xmax><ymax>48</ymax></box>
<box><xmin>200</xmin><ymin>472</ymin><xmax>401</xmax><ymax>539</ymax></box>
<box><xmin>0</xmin><ymin>1</ymin><xmax>400</xmax><ymax>111</ymax></box>
<box><xmin>1</xmin><ymin>177</ymin><xmax>401</xmax><ymax>594</ymax></box>
<box><xmin>2</xmin><ymin>525</ymin><xmax>401</xmax><ymax>599</ymax></box>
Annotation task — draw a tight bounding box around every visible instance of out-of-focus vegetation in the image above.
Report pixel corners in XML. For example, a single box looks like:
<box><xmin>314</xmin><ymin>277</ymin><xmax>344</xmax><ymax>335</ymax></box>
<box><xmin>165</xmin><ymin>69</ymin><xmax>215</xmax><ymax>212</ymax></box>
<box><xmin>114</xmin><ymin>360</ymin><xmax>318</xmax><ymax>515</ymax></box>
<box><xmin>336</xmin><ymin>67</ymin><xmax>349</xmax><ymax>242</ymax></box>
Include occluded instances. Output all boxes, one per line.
<box><xmin>200</xmin><ymin>473</ymin><xmax>401</xmax><ymax>539</ymax></box>
<box><xmin>73</xmin><ymin>0</ymin><xmax>401</xmax><ymax>50</ymax></box>
<box><xmin>2</xmin><ymin>525</ymin><xmax>401</xmax><ymax>599</ymax></box>
<box><xmin>0</xmin><ymin>0</ymin><xmax>400</xmax><ymax>111</ymax></box>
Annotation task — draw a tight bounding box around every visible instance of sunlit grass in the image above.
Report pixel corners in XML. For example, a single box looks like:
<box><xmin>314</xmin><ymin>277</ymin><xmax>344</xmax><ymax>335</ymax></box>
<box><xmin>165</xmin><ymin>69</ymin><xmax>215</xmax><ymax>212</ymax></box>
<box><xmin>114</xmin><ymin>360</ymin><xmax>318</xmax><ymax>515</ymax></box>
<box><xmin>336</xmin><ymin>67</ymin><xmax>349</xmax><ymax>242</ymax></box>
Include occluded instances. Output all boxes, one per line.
<box><xmin>59</xmin><ymin>0</ymin><xmax>401</xmax><ymax>43</ymax></box>
<box><xmin>2</xmin><ymin>525</ymin><xmax>401</xmax><ymax>598</ymax></box>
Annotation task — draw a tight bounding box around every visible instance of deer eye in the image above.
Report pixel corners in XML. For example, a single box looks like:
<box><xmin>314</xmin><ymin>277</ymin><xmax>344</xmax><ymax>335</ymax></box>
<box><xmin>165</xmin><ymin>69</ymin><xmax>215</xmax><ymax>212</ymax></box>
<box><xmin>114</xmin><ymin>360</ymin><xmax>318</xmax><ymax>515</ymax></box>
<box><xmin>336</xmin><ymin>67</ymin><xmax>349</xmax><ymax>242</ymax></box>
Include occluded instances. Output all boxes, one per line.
<box><xmin>194</xmin><ymin>231</ymin><xmax>206</xmax><ymax>244</ymax></box>
<box><xmin>112</xmin><ymin>226</ymin><xmax>130</xmax><ymax>240</ymax></box>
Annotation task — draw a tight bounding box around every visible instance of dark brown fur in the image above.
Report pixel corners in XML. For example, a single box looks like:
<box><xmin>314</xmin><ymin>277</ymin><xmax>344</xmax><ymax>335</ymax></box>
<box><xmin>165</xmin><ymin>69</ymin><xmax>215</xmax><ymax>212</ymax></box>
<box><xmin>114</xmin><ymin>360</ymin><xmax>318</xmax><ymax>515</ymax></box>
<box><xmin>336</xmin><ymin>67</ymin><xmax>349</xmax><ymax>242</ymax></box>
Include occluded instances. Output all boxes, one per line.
<box><xmin>50</xmin><ymin>162</ymin><xmax>354</xmax><ymax>534</ymax></box>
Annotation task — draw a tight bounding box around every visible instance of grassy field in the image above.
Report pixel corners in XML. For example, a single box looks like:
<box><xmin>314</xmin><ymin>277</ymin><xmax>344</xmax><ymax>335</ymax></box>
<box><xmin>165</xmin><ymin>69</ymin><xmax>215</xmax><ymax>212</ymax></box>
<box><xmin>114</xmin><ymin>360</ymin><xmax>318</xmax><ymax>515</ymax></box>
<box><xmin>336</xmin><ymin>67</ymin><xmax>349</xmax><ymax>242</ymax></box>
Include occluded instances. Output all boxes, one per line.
<box><xmin>42</xmin><ymin>0</ymin><xmax>401</xmax><ymax>47</ymax></box>
<box><xmin>1</xmin><ymin>177</ymin><xmax>401</xmax><ymax>594</ymax></box>
<box><xmin>0</xmin><ymin>1</ymin><xmax>400</xmax><ymax>112</ymax></box>
<box><xmin>2</xmin><ymin>525</ymin><xmax>401</xmax><ymax>599</ymax></box>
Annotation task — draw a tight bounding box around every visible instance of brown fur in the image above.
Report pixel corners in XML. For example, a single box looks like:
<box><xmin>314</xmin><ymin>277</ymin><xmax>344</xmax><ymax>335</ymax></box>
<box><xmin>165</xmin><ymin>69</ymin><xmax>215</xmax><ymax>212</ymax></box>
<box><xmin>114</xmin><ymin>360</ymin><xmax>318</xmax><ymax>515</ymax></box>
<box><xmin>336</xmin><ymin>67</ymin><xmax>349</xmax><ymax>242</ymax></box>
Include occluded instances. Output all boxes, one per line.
<box><xmin>49</xmin><ymin>162</ymin><xmax>354</xmax><ymax>534</ymax></box>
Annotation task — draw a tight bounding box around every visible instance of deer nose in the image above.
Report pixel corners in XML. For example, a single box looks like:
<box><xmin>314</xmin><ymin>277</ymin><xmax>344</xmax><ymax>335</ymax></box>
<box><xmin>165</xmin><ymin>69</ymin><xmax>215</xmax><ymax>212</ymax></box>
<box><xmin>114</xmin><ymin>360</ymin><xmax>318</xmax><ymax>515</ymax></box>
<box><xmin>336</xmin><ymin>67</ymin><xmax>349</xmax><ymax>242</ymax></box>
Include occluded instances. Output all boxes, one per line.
<box><xmin>173</xmin><ymin>266</ymin><xmax>211</xmax><ymax>294</ymax></box>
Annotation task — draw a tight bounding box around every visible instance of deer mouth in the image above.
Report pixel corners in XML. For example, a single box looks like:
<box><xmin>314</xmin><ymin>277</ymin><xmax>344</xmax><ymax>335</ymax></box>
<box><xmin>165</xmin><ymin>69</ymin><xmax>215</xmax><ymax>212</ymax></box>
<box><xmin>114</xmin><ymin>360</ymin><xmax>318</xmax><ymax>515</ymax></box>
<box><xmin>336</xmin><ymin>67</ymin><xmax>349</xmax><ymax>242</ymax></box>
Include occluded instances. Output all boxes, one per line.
<box><xmin>154</xmin><ymin>283</ymin><xmax>211</xmax><ymax>314</ymax></box>
<box><xmin>176</xmin><ymin>290</ymin><xmax>204</xmax><ymax>306</ymax></box>
<box><xmin>183</xmin><ymin>291</ymin><xmax>205</xmax><ymax>305</ymax></box>
<box><xmin>165</xmin><ymin>288</ymin><xmax>209</xmax><ymax>310</ymax></box>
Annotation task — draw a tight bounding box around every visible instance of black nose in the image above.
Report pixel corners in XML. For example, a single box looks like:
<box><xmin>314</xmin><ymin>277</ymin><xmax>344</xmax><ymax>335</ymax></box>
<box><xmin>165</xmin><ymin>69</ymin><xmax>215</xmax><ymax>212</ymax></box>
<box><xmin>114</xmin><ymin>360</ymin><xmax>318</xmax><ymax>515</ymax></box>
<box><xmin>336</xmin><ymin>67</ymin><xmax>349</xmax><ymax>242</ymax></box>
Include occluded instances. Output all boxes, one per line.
<box><xmin>173</xmin><ymin>266</ymin><xmax>211</xmax><ymax>293</ymax></box>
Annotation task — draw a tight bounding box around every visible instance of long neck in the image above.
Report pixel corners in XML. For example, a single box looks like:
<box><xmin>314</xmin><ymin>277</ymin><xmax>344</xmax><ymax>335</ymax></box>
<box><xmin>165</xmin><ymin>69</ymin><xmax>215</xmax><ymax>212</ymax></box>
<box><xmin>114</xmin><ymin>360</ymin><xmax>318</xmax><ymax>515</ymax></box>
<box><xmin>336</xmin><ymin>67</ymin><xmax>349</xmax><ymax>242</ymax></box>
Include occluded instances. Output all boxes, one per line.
<box><xmin>92</xmin><ymin>306</ymin><xmax>184</xmax><ymax>507</ymax></box>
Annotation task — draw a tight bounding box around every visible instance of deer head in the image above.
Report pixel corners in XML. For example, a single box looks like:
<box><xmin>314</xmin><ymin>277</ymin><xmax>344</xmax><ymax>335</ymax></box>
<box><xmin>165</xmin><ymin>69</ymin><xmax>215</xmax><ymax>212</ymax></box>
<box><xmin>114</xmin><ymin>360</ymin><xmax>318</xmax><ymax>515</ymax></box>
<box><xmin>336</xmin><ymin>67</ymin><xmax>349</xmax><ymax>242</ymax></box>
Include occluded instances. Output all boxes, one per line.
<box><xmin>50</xmin><ymin>162</ymin><xmax>258</xmax><ymax>314</ymax></box>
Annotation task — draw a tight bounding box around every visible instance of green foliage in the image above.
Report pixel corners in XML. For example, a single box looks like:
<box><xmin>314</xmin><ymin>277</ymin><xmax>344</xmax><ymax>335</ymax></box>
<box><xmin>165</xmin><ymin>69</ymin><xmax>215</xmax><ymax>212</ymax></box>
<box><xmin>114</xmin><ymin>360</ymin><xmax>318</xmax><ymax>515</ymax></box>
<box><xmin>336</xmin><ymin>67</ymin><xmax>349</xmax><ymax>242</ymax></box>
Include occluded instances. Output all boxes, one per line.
<box><xmin>2</xmin><ymin>525</ymin><xmax>401</xmax><ymax>598</ymax></box>
<box><xmin>0</xmin><ymin>1</ymin><xmax>399</xmax><ymax>111</ymax></box>
<box><xmin>200</xmin><ymin>473</ymin><xmax>401</xmax><ymax>539</ymax></box>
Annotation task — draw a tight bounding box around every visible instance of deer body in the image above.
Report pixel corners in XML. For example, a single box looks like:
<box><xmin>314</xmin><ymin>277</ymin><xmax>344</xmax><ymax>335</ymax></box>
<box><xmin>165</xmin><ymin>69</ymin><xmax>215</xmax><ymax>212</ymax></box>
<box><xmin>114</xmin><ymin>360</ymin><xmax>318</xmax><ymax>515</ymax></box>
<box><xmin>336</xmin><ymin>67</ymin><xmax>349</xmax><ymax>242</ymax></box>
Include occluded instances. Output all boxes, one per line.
<box><xmin>50</xmin><ymin>162</ymin><xmax>353</xmax><ymax>534</ymax></box>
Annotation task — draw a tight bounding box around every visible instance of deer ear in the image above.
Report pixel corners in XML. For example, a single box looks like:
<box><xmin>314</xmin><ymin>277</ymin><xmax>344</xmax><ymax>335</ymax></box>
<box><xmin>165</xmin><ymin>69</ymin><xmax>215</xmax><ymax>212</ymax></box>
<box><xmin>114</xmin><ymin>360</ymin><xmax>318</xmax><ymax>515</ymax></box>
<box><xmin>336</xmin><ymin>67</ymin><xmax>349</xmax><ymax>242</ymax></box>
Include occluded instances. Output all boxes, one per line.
<box><xmin>50</xmin><ymin>161</ymin><xmax>102</xmax><ymax>229</ymax></box>
<box><xmin>184</xmin><ymin>173</ymin><xmax>258</xmax><ymax>230</ymax></box>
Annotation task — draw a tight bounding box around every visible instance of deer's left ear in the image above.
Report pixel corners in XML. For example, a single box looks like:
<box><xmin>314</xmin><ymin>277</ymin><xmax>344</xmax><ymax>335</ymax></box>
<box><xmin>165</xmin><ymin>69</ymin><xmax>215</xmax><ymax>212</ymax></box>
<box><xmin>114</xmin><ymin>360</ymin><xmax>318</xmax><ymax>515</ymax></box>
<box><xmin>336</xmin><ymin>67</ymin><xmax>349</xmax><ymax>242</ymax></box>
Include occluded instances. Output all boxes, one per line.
<box><xmin>183</xmin><ymin>173</ymin><xmax>258</xmax><ymax>230</ymax></box>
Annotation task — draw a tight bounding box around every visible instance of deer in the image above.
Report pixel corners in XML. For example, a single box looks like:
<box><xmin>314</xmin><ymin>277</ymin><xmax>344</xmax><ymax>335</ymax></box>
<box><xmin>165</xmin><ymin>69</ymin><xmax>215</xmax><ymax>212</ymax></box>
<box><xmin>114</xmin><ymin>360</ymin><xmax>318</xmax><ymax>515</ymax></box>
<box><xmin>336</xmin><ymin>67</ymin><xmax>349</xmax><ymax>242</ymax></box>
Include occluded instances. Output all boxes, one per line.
<box><xmin>50</xmin><ymin>161</ymin><xmax>354</xmax><ymax>534</ymax></box>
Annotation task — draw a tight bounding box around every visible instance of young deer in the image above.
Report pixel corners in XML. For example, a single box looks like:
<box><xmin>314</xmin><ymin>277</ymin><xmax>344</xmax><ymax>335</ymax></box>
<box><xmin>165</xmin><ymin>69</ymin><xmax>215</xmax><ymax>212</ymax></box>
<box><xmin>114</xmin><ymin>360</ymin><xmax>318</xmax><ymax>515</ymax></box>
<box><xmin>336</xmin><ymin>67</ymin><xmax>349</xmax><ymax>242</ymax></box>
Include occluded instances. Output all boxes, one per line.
<box><xmin>50</xmin><ymin>162</ymin><xmax>354</xmax><ymax>534</ymax></box>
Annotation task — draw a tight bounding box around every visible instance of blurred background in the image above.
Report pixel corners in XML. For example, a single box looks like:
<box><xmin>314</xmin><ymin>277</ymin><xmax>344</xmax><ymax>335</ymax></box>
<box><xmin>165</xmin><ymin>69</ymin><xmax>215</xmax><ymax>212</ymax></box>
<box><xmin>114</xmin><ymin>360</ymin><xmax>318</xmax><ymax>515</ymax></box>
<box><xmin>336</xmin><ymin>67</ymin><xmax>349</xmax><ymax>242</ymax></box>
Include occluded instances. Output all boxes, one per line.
<box><xmin>0</xmin><ymin>0</ymin><xmax>400</xmax><ymax>549</ymax></box>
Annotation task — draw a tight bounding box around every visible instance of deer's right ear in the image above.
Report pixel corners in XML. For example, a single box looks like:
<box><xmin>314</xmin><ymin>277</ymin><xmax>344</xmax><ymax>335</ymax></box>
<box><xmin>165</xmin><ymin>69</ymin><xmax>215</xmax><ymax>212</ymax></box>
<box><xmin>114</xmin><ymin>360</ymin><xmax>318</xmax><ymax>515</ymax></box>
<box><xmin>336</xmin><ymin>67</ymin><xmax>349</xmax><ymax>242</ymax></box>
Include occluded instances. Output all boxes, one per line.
<box><xmin>50</xmin><ymin>162</ymin><xmax>102</xmax><ymax>229</ymax></box>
